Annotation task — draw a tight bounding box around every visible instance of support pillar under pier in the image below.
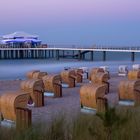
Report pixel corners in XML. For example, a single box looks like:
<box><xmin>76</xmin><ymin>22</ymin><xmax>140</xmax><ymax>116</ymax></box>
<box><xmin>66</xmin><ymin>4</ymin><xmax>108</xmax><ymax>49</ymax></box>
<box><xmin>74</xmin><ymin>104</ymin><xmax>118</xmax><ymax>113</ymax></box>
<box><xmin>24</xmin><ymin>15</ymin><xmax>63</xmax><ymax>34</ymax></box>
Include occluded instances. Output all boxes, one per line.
<box><xmin>56</xmin><ymin>50</ymin><xmax>59</xmax><ymax>60</ymax></box>
<box><xmin>131</xmin><ymin>52</ymin><xmax>135</xmax><ymax>61</ymax></box>
<box><xmin>90</xmin><ymin>51</ymin><xmax>94</xmax><ymax>61</ymax></box>
<box><xmin>103</xmin><ymin>51</ymin><xmax>106</xmax><ymax>61</ymax></box>
<box><xmin>78</xmin><ymin>50</ymin><xmax>82</xmax><ymax>60</ymax></box>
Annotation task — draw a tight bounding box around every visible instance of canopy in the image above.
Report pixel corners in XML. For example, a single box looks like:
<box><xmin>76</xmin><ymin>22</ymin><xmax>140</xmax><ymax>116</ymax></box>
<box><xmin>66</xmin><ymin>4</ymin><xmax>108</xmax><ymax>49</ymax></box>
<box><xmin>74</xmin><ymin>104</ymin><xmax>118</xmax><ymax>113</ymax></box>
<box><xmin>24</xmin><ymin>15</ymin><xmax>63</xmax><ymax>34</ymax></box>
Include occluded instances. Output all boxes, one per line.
<box><xmin>1</xmin><ymin>38</ymin><xmax>41</xmax><ymax>43</ymax></box>
<box><xmin>2</xmin><ymin>31</ymin><xmax>38</xmax><ymax>39</ymax></box>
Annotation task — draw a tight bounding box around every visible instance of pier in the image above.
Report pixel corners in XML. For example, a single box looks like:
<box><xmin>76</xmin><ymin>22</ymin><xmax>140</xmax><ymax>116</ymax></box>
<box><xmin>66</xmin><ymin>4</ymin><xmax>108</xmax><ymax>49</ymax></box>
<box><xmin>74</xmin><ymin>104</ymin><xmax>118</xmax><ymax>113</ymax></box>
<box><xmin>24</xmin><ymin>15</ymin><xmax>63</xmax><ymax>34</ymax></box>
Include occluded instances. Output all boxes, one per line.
<box><xmin>0</xmin><ymin>45</ymin><xmax>140</xmax><ymax>61</ymax></box>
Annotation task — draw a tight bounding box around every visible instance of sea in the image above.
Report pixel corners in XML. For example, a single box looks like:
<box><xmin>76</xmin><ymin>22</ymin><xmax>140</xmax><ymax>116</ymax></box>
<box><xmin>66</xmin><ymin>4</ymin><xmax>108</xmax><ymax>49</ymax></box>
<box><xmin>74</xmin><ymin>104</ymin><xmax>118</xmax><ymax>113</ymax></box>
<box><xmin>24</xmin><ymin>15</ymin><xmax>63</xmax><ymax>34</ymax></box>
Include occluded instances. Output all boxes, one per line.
<box><xmin>0</xmin><ymin>51</ymin><xmax>140</xmax><ymax>80</ymax></box>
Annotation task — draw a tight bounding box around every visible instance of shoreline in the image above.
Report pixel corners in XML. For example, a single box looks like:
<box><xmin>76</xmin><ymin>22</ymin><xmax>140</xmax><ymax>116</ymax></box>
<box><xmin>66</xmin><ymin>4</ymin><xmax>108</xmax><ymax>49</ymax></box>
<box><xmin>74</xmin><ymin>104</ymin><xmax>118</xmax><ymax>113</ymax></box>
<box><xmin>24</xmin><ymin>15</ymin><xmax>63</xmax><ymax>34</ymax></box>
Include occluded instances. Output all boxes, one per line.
<box><xmin>0</xmin><ymin>59</ymin><xmax>138</xmax><ymax>80</ymax></box>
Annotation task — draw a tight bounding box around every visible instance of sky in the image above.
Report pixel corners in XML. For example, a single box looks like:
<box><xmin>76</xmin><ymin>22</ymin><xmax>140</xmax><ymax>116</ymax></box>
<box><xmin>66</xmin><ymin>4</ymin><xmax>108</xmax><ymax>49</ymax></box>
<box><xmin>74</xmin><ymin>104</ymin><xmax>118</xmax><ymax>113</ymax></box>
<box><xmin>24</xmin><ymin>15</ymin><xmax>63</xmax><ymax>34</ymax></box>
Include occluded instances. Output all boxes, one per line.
<box><xmin>0</xmin><ymin>0</ymin><xmax>140</xmax><ymax>46</ymax></box>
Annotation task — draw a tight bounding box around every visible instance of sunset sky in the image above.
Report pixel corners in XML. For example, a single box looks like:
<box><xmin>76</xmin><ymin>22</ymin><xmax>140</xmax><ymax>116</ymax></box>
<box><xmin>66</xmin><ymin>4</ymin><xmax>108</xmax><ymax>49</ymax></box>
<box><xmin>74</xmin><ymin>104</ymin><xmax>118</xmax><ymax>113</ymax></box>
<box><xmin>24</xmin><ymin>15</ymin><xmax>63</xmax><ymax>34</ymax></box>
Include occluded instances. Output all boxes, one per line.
<box><xmin>0</xmin><ymin>0</ymin><xmax>140</xmax><ymax>45</ymax></box>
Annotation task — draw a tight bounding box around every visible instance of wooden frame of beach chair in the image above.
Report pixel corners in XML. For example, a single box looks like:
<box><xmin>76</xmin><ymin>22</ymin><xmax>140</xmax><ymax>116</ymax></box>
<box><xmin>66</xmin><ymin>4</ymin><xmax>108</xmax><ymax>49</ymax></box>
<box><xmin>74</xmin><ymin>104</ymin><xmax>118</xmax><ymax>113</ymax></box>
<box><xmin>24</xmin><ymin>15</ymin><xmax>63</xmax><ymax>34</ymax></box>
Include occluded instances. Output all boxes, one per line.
<box><xmin>20</xmin><ymin>79</ymin><xmax>44</xmax><ymax>107</ymax></box>
<box><xmin>80</xmin><ymin>84</ymin><xmax>106</xmax><ymax>110</ymax></box>
<box><xmin>118</xmin><ymin>80</ymin><xmax>140</xmax><ymax>106</ymax></box>
<box><xmin>91</xmin><ymin>72</ymin><xmax>110</xmax><ymax>93</ymax></box>
<box><xmin>43</xmin><ymin>74</ymin><xmax>62</xmax><ymax>97</ymax></box>
<box><xmin>134</xmin><ymin>89</ymin><xmax>140</xmax><ymax>106</ymax></box>
<box><xmin>53</xmin><ymin>83</ymin><xmax>62</xmax><ymax>97</ymax></box>
<box><xmin>16</xmin><ymin>107</ymin><xmax>32</xmax><ymax>130</ymax></box>
<box><xmin>97</xmin><ymin>97</ymin><xmax>108</xmax><ymax>113</ymax></box>
<box><xmin>0</xmin><ymin>91</ymin><xmax>29</xmax><ymax>122</ymax></box>
<box><xmin>61</xmin><ymin>70</ymin><xmax>76</xmax><ymax>88</ymax></box>
<box><xmin>75</xmin><ymin>69</ymin><xmax>83</xmax><ymax>83</ymax></box>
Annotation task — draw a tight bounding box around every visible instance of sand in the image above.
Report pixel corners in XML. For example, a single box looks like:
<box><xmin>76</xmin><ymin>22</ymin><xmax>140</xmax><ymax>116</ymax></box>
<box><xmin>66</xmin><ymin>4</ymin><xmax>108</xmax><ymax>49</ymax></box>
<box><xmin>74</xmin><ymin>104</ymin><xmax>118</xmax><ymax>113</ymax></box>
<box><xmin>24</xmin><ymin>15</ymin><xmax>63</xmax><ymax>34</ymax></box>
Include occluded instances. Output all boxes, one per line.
<box><xmin>0</xmin><ymin>73</ymin><xmax>127</xmax><ymax>124</ymax></box>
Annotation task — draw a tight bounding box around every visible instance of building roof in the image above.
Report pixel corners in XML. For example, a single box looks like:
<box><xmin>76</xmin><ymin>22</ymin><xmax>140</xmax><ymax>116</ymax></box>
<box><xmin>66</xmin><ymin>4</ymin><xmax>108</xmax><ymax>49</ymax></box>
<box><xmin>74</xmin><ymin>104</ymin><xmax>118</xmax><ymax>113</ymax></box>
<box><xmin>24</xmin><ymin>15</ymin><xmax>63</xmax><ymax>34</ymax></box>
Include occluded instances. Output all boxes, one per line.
<box><xmin>2</xmin><ymin>31</ymin><xmax>38</xmax><ymax>39</ymax></box>
<box><xmin>1</xmin><ymin>38</ymin><xmax>41</xmax><ymax>44</ymax></box>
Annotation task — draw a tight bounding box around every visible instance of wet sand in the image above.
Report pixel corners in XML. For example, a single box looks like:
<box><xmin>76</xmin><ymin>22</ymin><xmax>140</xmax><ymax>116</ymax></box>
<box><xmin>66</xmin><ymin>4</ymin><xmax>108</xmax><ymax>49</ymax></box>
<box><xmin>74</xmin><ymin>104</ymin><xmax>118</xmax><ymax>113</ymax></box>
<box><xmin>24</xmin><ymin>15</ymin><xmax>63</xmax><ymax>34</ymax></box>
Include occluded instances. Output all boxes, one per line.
<box><xmin>0</xmin><ymin>73</ymin><xmax>127</xmax><ymax>124</ymax></box>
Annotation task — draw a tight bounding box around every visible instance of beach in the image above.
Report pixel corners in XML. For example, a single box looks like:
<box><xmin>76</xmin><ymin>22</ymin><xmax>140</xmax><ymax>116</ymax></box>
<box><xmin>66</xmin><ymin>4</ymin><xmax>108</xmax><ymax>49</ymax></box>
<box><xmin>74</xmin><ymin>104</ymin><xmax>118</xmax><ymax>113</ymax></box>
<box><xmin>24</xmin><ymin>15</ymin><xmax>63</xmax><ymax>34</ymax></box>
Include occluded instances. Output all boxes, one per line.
<box><xmin>0</xmin><ymin>73</ymin><xmax>127</xmax><ymax>124</ymax></box>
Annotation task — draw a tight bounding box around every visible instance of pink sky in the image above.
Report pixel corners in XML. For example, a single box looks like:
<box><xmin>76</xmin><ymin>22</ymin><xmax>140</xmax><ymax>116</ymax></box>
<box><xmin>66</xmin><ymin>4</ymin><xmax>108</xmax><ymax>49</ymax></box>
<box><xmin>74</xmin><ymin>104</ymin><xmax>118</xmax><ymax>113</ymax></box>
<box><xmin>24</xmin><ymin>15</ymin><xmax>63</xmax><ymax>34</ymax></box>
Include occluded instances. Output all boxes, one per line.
<box><xmin>0</xmin><ymin>0</ymin><xmax>140</xmax><ymax>45</ymax></box>
<box><xmin>0</xmin><ymin>0</ymin><xmax>139</xmax><ymax>24</ymax></box>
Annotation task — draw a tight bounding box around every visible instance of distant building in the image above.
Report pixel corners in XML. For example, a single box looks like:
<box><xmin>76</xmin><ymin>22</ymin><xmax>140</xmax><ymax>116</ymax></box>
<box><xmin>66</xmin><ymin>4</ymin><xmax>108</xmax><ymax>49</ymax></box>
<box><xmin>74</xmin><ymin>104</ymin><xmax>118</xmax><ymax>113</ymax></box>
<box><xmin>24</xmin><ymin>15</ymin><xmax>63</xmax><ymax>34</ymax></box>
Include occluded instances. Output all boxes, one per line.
<box><xmin>0</xmin><ymin>31</ymin><xmax>41</xmax><ymax>48</ymax></box>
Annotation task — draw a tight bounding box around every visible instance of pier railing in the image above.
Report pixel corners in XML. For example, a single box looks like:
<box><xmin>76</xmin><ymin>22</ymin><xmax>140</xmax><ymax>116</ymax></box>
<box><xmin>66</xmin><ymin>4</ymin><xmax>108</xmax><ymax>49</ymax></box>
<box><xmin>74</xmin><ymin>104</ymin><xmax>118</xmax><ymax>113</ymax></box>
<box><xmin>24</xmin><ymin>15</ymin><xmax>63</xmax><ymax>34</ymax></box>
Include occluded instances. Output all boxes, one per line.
<box><xmin>0</xmin><ymin>45</ymin><xmax>140</xmax><ymax>52</ymax></box>
<box><xmin>0</xmin><ymin>44</ymin><xmax>140</xmax><ymax>60</ymax></box>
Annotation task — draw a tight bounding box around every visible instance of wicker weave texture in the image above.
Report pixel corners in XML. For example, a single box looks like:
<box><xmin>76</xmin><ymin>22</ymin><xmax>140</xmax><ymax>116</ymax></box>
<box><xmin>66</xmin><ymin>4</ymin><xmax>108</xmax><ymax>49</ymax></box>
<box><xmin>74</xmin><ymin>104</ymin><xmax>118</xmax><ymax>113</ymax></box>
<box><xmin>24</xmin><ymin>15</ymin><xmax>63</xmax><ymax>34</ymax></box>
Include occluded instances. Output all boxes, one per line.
<box><xmin>91</xmin><ymin>72</ymin><xmax>109</xmax><ymax>84</ymax></box>
<box><xmin>80</xmin><ymin>84</ymin><xmax>106</xmax><ymax>109</ymax></box>
<box><xmin>0</xmin><ymin>91</ymin><xmax>29</xmax><ymax>121</ymax></box>
<box><xmin>89</xmin><ymin>68</ymin><xmax>104</xmax><ymax>80</ymax></box>
<box><xmin>20</xmin><ymin>79</ymin><xmax>44</xmax><ymax>102</ymax></box>
<box><xmin>61</xmin><ymin>70</ymin><xmax>76</xmax><ymax>83</ymax></box>
<box><xmin>119</xmin><ymin>80</ymin><xmax>140</xmax><ymax>100</ymax></box>
<box><xmin>128</xmin><ymin>70</ymin><xmax>140</xmax><ymax>80</ymax></box>
<box><xmin>32</xmin><ymin>72</ymin><xmax>47</xmax><ymax>79</ymax></box>
<box><xmin>43</xmin><ymin>74</ymin><xmax>61</xmax><ymax>92</ymax></box>
<box><xmin>26</xmin><ymin>70</ymin><xmax>40</xmax><ymax>79</ymax></box>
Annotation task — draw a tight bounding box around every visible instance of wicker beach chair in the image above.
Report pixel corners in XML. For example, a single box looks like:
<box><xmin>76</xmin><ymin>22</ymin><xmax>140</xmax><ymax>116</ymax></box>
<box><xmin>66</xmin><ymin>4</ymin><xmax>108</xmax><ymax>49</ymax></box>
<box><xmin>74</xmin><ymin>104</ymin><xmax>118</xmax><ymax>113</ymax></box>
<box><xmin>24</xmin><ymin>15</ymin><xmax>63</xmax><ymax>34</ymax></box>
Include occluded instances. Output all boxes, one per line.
<box><xmin>32</xmin><ymin>71</ymin><xmax>48</xmax><ymax>80</ymax></box>
<box><xmin>43</xmin><ymin>74</ymin><xmax>62</xmax><ymax>97</ymax></box>
<box><xmin>0</xmin><ymin>91</ymin><xmax>29</xmax><ymax>121</ymax></box>
<box><xmin>80</xmin><ymin>83</ymin><xmax>107</xmax><ymax>111</ymax></box>
<box><xmin>20</xmin><ymin>79</ymin><xmax>44</xmax><ymax>107</ymax></box>
<box><xmin>128</xmin><ymin>70</ymin><xmax>140</xmax><ymax>80</ymax></box>
<box><xmin>74</xmin><ymin>68</ymin><xmax>83</xmax><ymax>83</ymax></box>
<box><xmin>0</xmin><ymin>91</ymin><xmax>31</xmax><ymax>129</ymax></box>
<box><xmin>26</xmin><ymin>70</ymin><xmax>40</xmax><ymax>79</ymax></box>
<box><xmin>91</xmin><ymin>72</ymin><xmax>110</xmax><ymax>93</ymax></box>
<box><xmin>61</xmin><ymin>70</ymin><xmax>76</xmax><ymax>88</ymax></box>
<box><xmin>26</xmin><ymin>70</ymin><xmax>47</xmax><ymax>80</ymax></box>
<box><xmin>89</xmin><ymin>68</ymin><xmax>105</xmax><ymax>80</ymax></box>
<box><xmin>118</xmin><ymin>80</ymin><xmax>140</xmax><ymax>106</ymax></box>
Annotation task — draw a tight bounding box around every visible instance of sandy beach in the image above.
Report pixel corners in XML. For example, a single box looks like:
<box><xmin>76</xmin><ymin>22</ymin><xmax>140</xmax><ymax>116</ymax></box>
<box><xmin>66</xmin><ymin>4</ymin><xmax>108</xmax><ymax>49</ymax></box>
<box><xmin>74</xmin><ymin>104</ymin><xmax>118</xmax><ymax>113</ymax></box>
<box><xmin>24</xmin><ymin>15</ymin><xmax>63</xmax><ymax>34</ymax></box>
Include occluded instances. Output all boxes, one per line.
<box><xmin>0</xmin><ymin>73</ymin><xmax>127</xmax><ymax>124</ymax></box>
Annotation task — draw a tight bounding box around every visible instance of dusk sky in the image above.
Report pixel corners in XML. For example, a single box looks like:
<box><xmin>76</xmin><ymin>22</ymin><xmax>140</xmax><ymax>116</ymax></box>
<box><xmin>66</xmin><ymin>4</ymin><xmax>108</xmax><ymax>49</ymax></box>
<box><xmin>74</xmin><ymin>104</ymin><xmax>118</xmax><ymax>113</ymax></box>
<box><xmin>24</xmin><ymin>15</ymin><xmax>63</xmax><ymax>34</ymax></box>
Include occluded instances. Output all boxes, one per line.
<box><xmin>0</xmin><ymin>0</ymin><xmax>140</xmax><ymax>46</ymax></box>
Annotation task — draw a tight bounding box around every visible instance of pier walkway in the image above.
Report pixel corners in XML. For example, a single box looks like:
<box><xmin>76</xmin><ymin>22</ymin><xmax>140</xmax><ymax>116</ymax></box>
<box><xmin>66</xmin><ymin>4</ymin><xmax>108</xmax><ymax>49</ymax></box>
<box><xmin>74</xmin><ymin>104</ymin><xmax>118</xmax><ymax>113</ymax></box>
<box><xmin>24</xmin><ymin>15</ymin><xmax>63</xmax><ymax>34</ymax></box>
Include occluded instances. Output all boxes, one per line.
<box><xmin>0</xmin><ymin>45</ymin><xmax>140</xmax><ymax>61</ymax></box>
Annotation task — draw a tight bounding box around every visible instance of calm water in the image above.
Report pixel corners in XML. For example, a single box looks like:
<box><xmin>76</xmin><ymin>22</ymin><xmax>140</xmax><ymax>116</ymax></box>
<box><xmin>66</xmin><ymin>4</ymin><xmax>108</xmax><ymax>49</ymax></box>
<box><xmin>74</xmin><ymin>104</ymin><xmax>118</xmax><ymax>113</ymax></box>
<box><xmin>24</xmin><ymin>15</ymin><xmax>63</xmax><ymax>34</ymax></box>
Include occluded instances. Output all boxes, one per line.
<box><xmin>0</xmin><ymin>51</ymin><xmax>140</xmax><ymax>80</ymax></box>
<box><xmin>0</xmin><ymin>60</ymin><xmax>138</xmax><ymax>80</ymax></box>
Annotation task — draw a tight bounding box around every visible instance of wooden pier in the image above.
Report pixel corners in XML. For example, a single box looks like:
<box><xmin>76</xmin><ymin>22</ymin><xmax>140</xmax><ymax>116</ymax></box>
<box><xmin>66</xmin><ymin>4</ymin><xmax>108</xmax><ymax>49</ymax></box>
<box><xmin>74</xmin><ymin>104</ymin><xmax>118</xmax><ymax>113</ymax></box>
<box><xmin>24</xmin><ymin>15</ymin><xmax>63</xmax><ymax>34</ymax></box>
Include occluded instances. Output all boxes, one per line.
<box><xmin>0</xmin><ymin>45</ymin><xmax>140</xmax><ymax>61</ymax></box>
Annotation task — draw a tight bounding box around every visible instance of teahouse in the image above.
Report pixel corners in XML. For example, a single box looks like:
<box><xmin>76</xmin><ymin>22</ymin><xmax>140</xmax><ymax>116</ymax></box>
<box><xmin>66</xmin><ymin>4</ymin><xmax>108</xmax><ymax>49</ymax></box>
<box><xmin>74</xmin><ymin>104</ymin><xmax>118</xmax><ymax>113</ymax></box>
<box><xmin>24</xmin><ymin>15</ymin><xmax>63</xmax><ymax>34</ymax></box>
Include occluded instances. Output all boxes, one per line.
<box><xmin>0</xmin><ymin>31</ymin><xmax>41</xmax><ymax>48</ymax></box>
